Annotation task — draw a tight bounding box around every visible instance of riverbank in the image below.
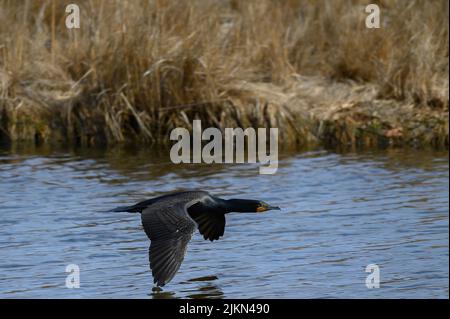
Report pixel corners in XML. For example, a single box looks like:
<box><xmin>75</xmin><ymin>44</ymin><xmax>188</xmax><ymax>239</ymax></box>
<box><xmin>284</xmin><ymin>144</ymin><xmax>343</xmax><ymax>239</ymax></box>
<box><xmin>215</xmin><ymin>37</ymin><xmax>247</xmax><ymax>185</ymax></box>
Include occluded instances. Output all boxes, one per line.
<box><xmin>1</xmin><ymin>74</ymin><xmax>447</xmax><ymax>149</ymax></box>
<box><xmin>0</xmin><ymin>1</ymin><xmax>448</xmax><ymax>148</ymax></box>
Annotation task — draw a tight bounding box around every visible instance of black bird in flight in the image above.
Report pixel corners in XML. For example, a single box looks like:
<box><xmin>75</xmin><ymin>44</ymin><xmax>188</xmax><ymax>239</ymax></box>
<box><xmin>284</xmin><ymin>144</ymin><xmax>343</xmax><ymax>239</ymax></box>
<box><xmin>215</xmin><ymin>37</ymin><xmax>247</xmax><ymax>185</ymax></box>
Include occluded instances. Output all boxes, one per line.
<box><xmin>110</xmin><ymin>190</ymin><xmax>280</xmax><ymax>286</ymax></box>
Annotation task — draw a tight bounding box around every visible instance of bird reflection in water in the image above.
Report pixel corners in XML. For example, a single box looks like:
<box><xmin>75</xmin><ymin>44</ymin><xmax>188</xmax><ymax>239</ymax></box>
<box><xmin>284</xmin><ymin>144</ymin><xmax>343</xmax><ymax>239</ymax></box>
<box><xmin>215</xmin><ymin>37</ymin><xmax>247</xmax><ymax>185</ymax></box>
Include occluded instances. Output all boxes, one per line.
<box><xmin>150</xmin><ymin>286</ymin><xmax>177</xmax><ymax>299</ymax></box>
<box><xmin>150</xmin><ymin>275</ymin><xmax>223</xmax><ymax>299</ymax></box>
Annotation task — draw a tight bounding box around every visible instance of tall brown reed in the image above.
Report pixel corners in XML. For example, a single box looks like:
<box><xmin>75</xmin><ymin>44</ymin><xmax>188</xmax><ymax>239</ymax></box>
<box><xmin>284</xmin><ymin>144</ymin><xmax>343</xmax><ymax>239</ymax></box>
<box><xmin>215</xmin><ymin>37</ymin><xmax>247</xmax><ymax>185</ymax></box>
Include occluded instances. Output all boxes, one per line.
<box><xmin>0</xmin><ymin>0</ymin><xmax>448</xmax><ymax>146</ymax></box>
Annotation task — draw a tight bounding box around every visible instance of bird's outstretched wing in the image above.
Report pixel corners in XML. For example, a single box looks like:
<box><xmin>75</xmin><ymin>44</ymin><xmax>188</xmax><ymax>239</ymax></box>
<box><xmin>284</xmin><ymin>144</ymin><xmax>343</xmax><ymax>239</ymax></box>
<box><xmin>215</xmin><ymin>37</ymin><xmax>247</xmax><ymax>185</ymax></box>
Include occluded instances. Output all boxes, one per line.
<box><xmin>141</xmin><ymin>202</ymin><xmax>196</xmax><ymax>286</ymax></box>
<box><xmin>190</xmin><ymin>211</ymin><xmax>225</xmax><ymax>241</ymax></box>
<box><xmin>186</xmin><ymin>201</ymin><xmax>226</xmax><ymax>241</ymax></box>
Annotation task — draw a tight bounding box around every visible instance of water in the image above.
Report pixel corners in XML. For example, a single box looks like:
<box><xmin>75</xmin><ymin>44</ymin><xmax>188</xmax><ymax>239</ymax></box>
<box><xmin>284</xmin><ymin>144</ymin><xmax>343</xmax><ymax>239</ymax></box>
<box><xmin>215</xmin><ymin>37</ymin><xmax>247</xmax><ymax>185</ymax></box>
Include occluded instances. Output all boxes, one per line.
<box><xmin>0</xmin><ymin>146</ymin><xmax>448</xmax><ymax>298</ymax></box>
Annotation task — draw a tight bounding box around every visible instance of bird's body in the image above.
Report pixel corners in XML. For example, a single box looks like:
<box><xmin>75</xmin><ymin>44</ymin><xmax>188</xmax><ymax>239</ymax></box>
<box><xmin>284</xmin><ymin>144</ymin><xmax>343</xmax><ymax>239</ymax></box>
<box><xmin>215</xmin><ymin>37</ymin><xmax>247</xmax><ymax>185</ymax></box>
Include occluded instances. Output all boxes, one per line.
<box><xmin>110</xmin><ymin>190</ymin><xmax>279</xmax><ymax>286</ymax></box>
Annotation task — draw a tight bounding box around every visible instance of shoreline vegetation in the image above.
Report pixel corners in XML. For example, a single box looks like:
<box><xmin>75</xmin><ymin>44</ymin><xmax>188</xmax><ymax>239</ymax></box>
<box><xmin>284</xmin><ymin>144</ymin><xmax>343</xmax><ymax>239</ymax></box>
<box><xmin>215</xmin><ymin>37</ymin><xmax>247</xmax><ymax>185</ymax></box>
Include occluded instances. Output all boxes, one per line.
<box><xmin>0</xmin><ymin>0</ymin><xmax>448</xmax><ymax>149</ymax></box>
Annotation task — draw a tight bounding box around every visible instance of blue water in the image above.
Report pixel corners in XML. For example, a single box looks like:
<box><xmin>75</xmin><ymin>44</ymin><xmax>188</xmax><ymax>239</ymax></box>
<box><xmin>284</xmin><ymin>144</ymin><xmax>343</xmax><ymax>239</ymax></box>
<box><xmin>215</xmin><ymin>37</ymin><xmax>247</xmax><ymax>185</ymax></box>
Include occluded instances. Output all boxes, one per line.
<box><xmin>0</xmin><ymin>146</ymin><xmax>448</xmax><ymax>298</ymax></box>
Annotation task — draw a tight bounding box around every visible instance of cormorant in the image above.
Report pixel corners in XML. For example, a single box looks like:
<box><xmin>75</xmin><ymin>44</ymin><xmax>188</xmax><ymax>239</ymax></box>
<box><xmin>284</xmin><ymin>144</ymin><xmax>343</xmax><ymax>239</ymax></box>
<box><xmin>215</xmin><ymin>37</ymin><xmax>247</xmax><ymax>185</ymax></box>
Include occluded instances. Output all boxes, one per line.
<box><xmin>110</xmin><ymin>190</ymin><xmax>280</xmax><ymax>286</ymax></box>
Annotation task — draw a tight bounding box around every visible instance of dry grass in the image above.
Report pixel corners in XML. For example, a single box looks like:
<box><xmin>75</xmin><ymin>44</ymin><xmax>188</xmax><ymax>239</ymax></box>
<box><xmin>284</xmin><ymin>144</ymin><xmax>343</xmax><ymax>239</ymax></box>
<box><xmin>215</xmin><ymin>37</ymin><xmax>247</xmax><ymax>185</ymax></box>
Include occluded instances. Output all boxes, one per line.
<box><xmin>0</xmin><ymin>0</ymin><xmax>448</xmax><ymax>147</ymax></box>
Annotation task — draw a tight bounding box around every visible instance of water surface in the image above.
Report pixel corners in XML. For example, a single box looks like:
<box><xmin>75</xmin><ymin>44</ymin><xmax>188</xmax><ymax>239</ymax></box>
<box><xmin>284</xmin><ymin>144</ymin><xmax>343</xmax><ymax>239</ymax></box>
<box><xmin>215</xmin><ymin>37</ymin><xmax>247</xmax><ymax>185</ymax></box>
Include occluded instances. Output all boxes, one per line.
<box><xmin>0</xmin><ymin>146</ymin><xmax>448</xmax><ymax>298</ymax></box>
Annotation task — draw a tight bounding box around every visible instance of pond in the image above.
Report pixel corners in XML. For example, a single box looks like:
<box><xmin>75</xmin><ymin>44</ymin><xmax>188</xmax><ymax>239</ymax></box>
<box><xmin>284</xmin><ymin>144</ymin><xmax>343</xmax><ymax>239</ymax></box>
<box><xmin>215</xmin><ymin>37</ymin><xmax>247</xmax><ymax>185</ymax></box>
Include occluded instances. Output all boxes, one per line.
<box><xmin>0</xmin><ymin>145</ymin><xmax>448</xmax><ymax>298</ymax></box>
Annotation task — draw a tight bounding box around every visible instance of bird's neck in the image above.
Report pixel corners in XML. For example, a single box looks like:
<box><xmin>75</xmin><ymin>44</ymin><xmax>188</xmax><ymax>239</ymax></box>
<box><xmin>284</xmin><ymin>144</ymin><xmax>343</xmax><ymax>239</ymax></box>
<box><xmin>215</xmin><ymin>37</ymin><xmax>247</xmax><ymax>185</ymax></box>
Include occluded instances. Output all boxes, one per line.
<box><xmin>218</xmin><ymin>198</ymin><xmax>258</xmax><ymax>213</ymax></box>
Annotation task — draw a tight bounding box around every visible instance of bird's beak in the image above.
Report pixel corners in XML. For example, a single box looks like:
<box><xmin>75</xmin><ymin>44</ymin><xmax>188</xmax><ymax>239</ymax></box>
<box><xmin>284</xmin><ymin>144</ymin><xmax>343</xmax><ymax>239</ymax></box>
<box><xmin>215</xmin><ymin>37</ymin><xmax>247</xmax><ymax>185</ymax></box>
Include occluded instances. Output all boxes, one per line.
<box><xmin>257</xmin><ymin>205</ymin><xmax>281</xmax><ymax>212</ymax></box>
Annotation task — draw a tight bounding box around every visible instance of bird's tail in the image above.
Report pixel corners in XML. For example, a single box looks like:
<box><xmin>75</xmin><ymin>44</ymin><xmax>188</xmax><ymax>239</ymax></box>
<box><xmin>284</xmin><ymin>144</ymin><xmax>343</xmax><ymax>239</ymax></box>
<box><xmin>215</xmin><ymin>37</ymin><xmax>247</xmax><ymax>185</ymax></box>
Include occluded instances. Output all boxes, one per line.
<box><xmin>105</xmin><ymin>205</ymin><xmax>141</xmax><ymax>213</ymax></box>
